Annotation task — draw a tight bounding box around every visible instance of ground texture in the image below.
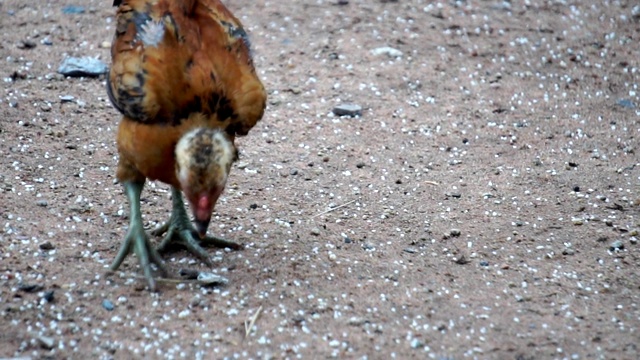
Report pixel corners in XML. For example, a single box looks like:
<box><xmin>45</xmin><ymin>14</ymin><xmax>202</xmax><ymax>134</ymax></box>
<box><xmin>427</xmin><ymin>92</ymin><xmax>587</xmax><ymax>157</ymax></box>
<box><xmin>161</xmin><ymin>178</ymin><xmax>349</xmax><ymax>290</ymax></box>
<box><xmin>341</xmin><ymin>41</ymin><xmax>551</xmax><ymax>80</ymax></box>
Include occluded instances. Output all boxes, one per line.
<box><xmin>1</xmin><ymin>0</ymin><xmax>639</xmax><ymax>359</ymax></box>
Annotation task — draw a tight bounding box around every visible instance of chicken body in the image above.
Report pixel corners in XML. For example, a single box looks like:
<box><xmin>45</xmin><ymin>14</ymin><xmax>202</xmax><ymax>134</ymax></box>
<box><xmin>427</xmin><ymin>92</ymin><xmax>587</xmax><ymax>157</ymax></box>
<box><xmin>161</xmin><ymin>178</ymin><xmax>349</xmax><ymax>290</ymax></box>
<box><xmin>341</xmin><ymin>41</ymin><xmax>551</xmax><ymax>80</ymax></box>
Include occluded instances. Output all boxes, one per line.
<box><xmin>107</xmin><ymin>0</ymin><xmax>266</xmax><ymax>290</ymax></box>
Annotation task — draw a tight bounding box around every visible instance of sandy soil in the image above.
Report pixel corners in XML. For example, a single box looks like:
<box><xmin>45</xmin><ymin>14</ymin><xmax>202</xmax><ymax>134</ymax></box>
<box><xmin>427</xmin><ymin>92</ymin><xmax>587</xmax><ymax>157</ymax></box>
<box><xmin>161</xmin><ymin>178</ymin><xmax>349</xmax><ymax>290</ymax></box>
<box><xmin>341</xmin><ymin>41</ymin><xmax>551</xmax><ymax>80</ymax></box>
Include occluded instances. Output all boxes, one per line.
<box><xmin>1</xmin><ymin>0</ymin><xmax>639</xmax><ymax>359</ymax></box>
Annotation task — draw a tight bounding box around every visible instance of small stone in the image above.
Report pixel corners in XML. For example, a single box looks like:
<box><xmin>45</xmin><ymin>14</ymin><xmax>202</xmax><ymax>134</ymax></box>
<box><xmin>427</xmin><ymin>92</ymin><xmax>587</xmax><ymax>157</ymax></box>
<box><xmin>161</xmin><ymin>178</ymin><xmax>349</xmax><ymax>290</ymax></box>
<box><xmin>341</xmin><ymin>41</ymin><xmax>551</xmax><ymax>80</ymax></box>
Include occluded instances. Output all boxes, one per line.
<box><xmin>190</xmin><ymin>295</ymin><xmax>203</xmax><ymax>308</ymax></box>
<box><xmin>333</xmin><ymin>103</ymin><xmax>362</xmax><ymax>117</ymax></box>
<box><xmin>617</xmin><ymin>99</ymin><xmax>636</xmax><ymax>109</ymax></box>
<box><xmin>62</xmin><ymin>5</ymin><xmax>86</xmax><ymax>14</ymax></box>
<box><xmin>37</xmin><ymin>335</ymin><xmax>56</xmax><ymax>350</ymax></box>
<box><xmin>100</xmin><ymin>41</ymin><xmax>112</xmax><ymax>49</ymax></box>
<box><xmin>41</xmin><ymin>37</ymin><xmax>53</xmax><ymax>46</ymax></box>
<box><xmin>59</xmin><ymin>95</ymin><xmax>75</xmax><ymax>103</ymax></box>
<box><xmin>289</xmin><ymin>169</ymin><xmax>298</xmax><ymax>176</ymax></box>
<box><xmin>403</xmin><ymin>248</ymin><xmax>417</xmax><ymax>254</ymax></box>
<box><xmin>236</xmin><ymin>161</ymin><xmax>249</xmax><ymax>169</ymax></box>
<box><xmin>630</xmin><ymin>237</ymin><xmax>638</xmax><ymax>245</ymax></box>
<box><xmin>58</xmin><ymin>56</ymin><xmax>108</xmax><ymax>77</ymax></box>
<box><xmin>310</xmin><ymin>227</ymin><xmax>321</xmax><ymax>236</ymax></box>
<box><xmin>449</xmin><ymin>229</ymin><xmax>461</xmax><ymax>237</ymax></box>
<box><xmin>371</xmin><ymin>46</ymin><xmax>403</xmax><ymax>57</ymax></box>
<box><xmin>18</xmin><ymin>40</ymin><xmax>37</xmax><ymax>49</ymax></box>
<box><xmin>356</xmin><ymin>162</ymin><xmax>365</xmax><ymax>169</ymax></box>
<box><xmin>609</xmin><ymin>240</ymin><xmax>624</xmax><ymax>251</ymax></box>
<box><xmin>573</xmin><ymin>185</ymin><xmax>580</xmax><ymax>192</ymax></box>
<box><xmin>362</xmin><ymin>242</ymin><xmax>375</xmax><ymax>250</ymax></box>
<box><xmin>479</xmin><ymin>261</ymin><xmax>489</xmax><ymax>267</ymax></box>
<box><xmin>102</xmin><ymin>299</ymin><xmax>115</xmax><ymax>311</ymax></box>
<box><xmin>562</xmin><ymin>247</ymin><xmax>575</xmax><ymax>256</ymax></box>
<box><xmin>36</xmin><ymin>199</ymin><xmax>49</xmax><ymax>207</ymax></box>
<box><xmin>410</xmin><ymin>338</ymin><xmax>423</xmax><ymax>349</ymax></box>
<box><xmin>347</xmin><ymin>317</ymin><xmax>365</xmax><ymax>326</ymax></box>
<box><xmin>344</xmin><ymin>237</ymin><xmax>353</xmax><ymax>244</ymax></box>
<box><xmin>249</xmin><ymin>203</ymin><xmax>258</xmax><ymax>210</ymax></box>
<box><xmin>446</xmin><ymin>192</ymin><xmax>462</xmax><ymax>198</ymax></box>
<box><xmin>197</xmin><ymin>272</ymin><xmax>228</xmax><ymax>285</ymax></box>
<box><xmin>39</xmin><ymin>241</ymin><xmax>55</xmax><ymax>250</ymax></box>
<box><xmin>633</xmin><ymin>5</ymin><xmax>640</xmax><ymax>19</ymax></box>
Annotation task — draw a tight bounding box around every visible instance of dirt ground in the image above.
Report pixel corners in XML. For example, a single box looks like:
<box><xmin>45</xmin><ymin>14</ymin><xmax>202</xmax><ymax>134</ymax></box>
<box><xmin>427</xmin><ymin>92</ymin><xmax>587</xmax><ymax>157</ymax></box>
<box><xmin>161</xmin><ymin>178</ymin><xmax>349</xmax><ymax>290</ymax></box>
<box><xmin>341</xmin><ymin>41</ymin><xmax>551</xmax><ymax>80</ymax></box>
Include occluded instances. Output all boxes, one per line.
<box><xmin>1</xmin><ymin>0</ymin><xmax>639</xmax><ymax>359</ymax></box>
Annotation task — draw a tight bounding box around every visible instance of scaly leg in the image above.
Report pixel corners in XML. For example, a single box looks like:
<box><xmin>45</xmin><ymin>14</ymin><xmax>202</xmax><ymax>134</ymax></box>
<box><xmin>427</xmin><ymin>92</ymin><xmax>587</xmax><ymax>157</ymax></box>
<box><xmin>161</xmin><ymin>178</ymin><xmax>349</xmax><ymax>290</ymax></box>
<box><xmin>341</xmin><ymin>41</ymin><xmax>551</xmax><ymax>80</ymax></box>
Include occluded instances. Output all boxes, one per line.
<box><xmin>152</xmin><ymin>187</ymin><xmax>241</xmax><ymax>266</ymax></box>
<box><xmin>110</xmin><ymin>181</ymin><xmax>168</xmax><ymax>291</ymax></box>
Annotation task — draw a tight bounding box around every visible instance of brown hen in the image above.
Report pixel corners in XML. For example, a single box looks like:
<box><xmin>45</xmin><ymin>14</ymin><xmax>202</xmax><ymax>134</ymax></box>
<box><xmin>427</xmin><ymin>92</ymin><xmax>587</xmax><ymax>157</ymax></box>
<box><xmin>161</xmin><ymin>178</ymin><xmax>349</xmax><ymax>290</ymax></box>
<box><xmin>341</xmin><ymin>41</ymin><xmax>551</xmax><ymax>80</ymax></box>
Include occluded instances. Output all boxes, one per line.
<box><xmin>107</xmin><ymin>0</ymin><xmax>266</xmax><ymax>290</ymax></box>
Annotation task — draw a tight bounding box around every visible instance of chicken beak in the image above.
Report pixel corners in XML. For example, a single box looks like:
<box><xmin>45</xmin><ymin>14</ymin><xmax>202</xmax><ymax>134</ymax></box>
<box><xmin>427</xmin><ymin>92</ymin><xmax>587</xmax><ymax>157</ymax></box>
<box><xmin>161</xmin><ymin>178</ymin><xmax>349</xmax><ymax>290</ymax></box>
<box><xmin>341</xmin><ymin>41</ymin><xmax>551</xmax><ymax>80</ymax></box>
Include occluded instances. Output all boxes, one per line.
<box><xmin>194</xmin><ymin>217</ymin><xmax>211</xmax><ymax>239</ymax></box>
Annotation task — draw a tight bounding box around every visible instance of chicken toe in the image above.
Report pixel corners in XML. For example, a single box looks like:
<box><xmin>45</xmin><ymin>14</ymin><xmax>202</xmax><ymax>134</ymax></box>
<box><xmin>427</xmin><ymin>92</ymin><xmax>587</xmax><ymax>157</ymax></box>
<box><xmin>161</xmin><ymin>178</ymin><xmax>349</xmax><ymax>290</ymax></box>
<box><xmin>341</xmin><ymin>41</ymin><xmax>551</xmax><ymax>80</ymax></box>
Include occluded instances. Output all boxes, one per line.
<box><xmin>153</xmin><ymin>187</ymin><xmax>241</xmax><ymax>266</ymax></box>
<box><xmin>110</xmin><ymin>181</ymin><xmax>169</xmax><ymax>291</ymax></box>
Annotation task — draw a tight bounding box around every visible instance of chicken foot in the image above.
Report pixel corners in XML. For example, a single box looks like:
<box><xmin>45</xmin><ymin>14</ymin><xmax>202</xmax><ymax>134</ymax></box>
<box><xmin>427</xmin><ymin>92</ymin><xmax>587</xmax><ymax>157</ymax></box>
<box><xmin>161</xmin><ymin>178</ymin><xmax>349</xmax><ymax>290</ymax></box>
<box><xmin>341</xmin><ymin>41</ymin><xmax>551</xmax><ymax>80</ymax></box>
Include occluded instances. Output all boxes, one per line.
<box><xmin>152</xmin><ymin>187</ymin><xmax>241</xmax><ymax>267</ymax></box>
<box><xmin>110</xmin><ymin>181</ymin><xmax>169</xmax><ymax>291</ymax></box>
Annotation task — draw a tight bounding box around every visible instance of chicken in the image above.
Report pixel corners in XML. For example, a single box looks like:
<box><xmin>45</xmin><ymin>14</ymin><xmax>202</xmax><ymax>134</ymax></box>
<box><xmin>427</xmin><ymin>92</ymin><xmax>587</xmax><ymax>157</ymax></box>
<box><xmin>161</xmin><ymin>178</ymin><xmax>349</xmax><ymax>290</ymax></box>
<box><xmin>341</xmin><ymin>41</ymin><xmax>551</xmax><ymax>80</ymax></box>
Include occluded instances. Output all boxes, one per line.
<box><xmin>106</xmin><ymin>0</ymin><xmax>266</xmax><ymax>290</ymax></box>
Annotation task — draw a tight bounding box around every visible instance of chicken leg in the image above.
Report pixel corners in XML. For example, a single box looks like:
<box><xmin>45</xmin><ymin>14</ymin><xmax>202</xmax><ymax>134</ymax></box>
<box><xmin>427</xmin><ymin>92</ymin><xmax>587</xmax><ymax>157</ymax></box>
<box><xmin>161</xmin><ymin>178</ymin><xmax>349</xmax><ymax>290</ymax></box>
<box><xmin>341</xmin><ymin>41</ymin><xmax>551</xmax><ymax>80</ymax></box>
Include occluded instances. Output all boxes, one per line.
<box><xmin>152</xmin><ymin>187</ymin><xmax>241</xmax><ymax>266</ymax></box>
<box><xmin>110</xmin><ymin>181</ymin><xmax>168</xmax><ymax>291</ymax></box>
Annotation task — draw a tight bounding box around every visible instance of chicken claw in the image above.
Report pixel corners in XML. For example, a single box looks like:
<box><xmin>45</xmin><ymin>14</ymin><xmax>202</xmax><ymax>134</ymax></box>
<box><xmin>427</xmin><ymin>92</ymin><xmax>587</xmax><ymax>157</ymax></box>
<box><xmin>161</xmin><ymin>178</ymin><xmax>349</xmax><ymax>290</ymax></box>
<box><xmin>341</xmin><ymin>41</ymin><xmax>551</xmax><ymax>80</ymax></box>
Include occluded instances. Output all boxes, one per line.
<box><xmin>152</xmin><ymin>187</ymin><xmax>241</xmax><ymax>267</ymax></box>
<box><xmin>110</xmin><ymin>181</ymin><xmax>169</xmax><ymax>291</ymax></box>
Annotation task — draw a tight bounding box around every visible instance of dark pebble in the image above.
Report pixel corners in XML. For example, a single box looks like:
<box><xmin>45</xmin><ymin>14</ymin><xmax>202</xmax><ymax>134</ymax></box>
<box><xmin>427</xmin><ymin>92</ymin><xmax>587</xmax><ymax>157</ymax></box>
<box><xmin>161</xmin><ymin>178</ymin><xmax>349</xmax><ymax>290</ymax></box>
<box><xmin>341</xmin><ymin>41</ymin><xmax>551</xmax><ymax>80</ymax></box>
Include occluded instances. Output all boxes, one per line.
<box><xmin>18</xmin><ymin>40</ymin><xmax>37</xmax><ymax>49</ymax></box>
<box><xmin>43</xmin><ymin>290</ymin><xmax>55</xmax><ymax>303</ymax></box>
<box><xmin>179</xmin><ymin>268</ymin><xmax>200</xmax><ymax>279</ymax></box>
<box><xmin>356</xmin><ymin>162</ymin><xmax>365</xmax><ymax>169</ymax></box>
<box><xmin>39</xmin><ymin>241</ymin><xmax>55</xmax><ymax>250</ymax></box>
<box><xmin>18</xmin><ymin>283</ymin><xmax>44</xmax><ymax>293</ymax></box>
<box><xmin>573</xmin><ymin>185</ymin><xmax>580</xmax><ymax>192</ymax></box>
<box><xmin>479</xmin><ymin>261</ymin><xmax>489</xmax><ymax>267</ymax></box>
<box><xmin>344</xmin><ymin>237</ymin><xmax>353</xmax><ymax>244</ymax></box>
<box><xmin>102</xmin><ymin>299</ymin><xmax>115</xmax><ymax>311</ymax></box>
<box><xmin>249</xmin><ymin>203</ymin><xmax>258</xmax><ymax>210</ymax></box>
